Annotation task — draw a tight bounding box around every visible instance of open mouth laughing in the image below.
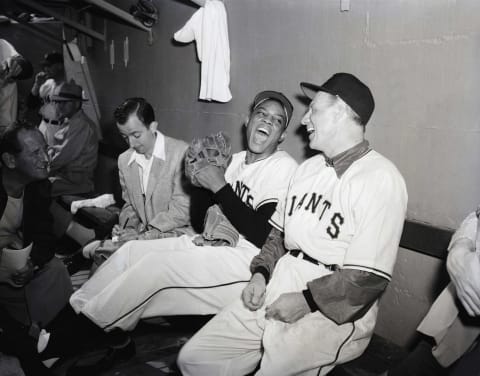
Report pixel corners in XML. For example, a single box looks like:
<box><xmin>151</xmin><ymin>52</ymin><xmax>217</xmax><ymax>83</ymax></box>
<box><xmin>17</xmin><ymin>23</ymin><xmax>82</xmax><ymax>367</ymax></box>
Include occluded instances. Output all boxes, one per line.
<box><xmin>254</xmin><ymin>126</ymin><xmax>270</xmax><ymax>142</ymax></box>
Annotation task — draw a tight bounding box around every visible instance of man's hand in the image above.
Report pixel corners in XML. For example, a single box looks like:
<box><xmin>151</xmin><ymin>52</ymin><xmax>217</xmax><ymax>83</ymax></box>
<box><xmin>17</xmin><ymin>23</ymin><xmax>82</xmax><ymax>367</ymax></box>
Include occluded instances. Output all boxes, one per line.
<box><xmin>242</xmin><ymin>273</ymin><xmax>267</xmax><ymax>311</ymax></box>
<box><xmin>31</xmin><ymin>71</ymin><xmax>47</xmax><ymax>95</ymax></box>
<box><xmin>193</xmin><ymin>164</ymin><xmax>226</xmax><ymax>193</ymax></box>
<box><xmin>11</xmin><ymin>260</ymin><xmax>35</xmax><ymax>287</ymax></box>
<box><xmin>447</xmin><ymin>240</ymin><xmax>480</xmax><ymax>316</ymax></box>
<box><xmin>7</xmin><ymin>58</ymin><xmax>22</xmax><ymax>80</ymax></box>
<box><xmin>265</xmin><ymin>292</ymin><xmax>311</xmax><ymax>323</ymax></box>
<box><xmin>111</xmin><ymin>227</ymin><xmax>139</xmax><ymax>243</ymax></box>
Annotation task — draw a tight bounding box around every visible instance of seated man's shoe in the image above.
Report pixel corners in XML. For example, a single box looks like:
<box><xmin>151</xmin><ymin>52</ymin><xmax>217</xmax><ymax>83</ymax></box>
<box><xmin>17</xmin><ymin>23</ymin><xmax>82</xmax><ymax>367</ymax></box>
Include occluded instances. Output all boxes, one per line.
<box><xmin>63</xmin><ymin>251</ymin><xmax>93</xmax><ymax>275</ymax></box>
<box><xmin>66</xmin><ymin>338</ymin><xmax>135</xmax><ymax>376</ymax></box>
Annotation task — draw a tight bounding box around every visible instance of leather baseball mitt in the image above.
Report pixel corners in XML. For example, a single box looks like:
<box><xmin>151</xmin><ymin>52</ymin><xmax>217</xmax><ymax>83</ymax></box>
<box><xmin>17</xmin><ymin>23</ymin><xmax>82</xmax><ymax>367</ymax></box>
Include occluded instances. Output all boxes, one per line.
<box><xmin>193</xmin><ymin>204</ymin><xmax>239</xmax><ymax>247</ymax></box>
<box><xmin>185</xmin><ymin>132</ymin><xmax>232</xmax><ymax>187</ymax></box>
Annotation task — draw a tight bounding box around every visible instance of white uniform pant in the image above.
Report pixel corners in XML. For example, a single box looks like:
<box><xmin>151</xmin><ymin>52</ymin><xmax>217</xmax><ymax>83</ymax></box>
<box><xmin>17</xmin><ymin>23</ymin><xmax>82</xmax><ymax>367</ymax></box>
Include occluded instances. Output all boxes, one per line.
<box><xmin>178</xmin><ymin>254</ymin><xmax>378</xmax><ymax>376</ymax></box>
<box><xmin>69</xmin><ymin>235</ymin><xmax>259</xmax><ymax>331</ymax></box>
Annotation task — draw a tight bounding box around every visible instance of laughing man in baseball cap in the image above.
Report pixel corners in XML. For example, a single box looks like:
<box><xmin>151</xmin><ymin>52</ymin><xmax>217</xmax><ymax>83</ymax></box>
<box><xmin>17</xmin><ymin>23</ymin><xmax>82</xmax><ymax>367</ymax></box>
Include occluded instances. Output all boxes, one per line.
<box><xmin>178</xmin><ymin>73</ymin><xmax>408</xmax><ymax>376</ymax></box>
<box><xmin>67</xmin><ymin>89</ymin><xmax>298</xmax><ymax>370</ymax></box>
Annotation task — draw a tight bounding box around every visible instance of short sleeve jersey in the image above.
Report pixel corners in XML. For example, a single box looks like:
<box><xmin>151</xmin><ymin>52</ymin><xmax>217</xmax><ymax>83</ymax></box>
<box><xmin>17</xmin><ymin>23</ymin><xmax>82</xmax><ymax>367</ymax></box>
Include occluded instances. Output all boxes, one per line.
<box><xmin>224</xmin><ymin>150</ymin><xmax>297</xmax><ymax>213</ymax></box>
<box><xmin>271</xmin><ymin>150</ymin><xmax>407</xmax><ymax>280</ymax></box>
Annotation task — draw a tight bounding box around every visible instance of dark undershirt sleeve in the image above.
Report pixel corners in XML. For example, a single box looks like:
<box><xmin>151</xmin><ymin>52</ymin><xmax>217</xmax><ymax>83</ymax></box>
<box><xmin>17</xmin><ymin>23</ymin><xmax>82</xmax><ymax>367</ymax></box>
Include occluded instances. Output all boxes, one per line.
<box><xmin>250</xmin><ymin>227</ymin><xmax>287</xmax><ymax>282</ymax></box>
<box><xmin>303</xmin><ymin>269</ymin><xmax>389</xmax><ymax>325</ymax></box>
<box><xmin>213</xmin><ymin>184</ymin><xmax>276</xmax><ymax>248</ymax></box>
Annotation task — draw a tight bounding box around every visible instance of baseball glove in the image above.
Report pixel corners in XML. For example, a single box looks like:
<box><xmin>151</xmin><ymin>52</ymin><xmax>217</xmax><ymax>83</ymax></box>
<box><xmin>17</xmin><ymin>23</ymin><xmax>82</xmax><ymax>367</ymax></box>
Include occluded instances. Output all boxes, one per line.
<box><xmin>185</xmin><ymin>132</ymin><xmax>232</xmax><ymax>187</ymax></box>
<box><xmin>192</xmin><ymin>204</ymin><xmax>239</xmax><ymax>247</ymax></box>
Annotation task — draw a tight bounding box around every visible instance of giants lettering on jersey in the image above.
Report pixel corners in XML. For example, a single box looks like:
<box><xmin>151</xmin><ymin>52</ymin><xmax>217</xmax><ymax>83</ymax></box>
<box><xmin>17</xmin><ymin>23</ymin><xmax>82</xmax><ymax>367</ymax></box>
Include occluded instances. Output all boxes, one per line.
<box><xmin>287</xmin><ymin>192</ymin><xmax>344</xmax><ymax>239</ymax></box>
<box><xmin>234</xmin><ymin>181</ymin><xmax>254</xmax><ymax>208</ymax></box>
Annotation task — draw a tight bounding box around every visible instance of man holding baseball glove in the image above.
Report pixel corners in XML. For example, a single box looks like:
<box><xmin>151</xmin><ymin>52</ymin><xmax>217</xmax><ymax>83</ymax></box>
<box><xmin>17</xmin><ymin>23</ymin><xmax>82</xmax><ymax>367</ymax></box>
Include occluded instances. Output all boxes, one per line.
<box><xmin>69</xmin><ymin>90</ymin><xmax>298</xmax><ymax>332</ymax></box>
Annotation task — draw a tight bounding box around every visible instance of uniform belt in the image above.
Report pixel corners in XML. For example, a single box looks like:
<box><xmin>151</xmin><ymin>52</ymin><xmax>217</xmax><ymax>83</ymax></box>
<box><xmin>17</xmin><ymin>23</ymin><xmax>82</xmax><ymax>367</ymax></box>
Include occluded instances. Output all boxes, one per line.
<box><xmin>43</xmin><ymin>117</ymin><xmax>60</xmax><ymax>125</ymax></box>
<box><xmin>289</xmin><ymin>249</ymin><xmax>338</xmax><ymax>271</ymax></box>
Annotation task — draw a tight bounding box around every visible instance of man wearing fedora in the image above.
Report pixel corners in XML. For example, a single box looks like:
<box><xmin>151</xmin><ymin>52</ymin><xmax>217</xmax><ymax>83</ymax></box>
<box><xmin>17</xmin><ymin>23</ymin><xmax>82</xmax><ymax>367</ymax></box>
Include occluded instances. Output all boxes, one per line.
<box><xmin>44</xmin><ymin>80</ymin><xmax>98</xmax><ymax>197</ymax></box>
<box><xmin>178</xmin><ymin>73</ymin><xmax>408</xmax><ymax>376</ymax></box>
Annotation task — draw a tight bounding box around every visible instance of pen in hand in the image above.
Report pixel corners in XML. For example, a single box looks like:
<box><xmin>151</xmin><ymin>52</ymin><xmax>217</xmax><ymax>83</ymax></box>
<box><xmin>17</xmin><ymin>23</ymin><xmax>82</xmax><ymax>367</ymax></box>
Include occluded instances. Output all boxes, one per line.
<box><xmin>112</xmin><ymin>218</ymin><xmax>130</xmax><ymax>243</ymax></box>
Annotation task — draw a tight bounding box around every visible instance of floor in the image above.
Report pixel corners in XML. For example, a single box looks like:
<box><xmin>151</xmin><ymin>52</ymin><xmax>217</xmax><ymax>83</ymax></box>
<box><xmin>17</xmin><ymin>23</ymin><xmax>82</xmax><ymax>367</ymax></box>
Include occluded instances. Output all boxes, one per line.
<box><xmin>0</xmin><ymin>318</ymin><xmax>407</xmax><ymax>376</ymax></box>
<box><xmin>48</xmin><ymin>325</ymin><xmax>406</xmax><ymax>376</ymax></box>
<box><xmin>50</xmin><ymin>316</ymin><xmax>210</xmax><ymax>376</ymax></box>
<box><xmin>49</xmin><ymin>230</ymin><xmax>407</xmax><ymax>375</ymax></box>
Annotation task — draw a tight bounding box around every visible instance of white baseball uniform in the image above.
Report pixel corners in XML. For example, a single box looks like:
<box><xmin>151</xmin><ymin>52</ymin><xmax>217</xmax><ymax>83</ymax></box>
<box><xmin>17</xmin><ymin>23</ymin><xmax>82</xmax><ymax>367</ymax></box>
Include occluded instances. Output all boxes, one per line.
<box><xmin>69</xmin><ymin>150</ymin><xmax>297</xmax><ymax>331</ymax></box>
<box><xmin>179</xmin><ymin>146</ymin><xmax>407</xmax><ymax>376</ymax></box>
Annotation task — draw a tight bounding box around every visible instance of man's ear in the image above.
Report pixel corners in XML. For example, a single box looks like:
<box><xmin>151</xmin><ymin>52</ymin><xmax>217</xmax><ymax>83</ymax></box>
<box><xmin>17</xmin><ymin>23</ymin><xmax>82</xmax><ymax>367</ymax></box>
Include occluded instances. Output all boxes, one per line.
<box><xmin>149</xmin><ymin>121</ymin><xmax>158</xmax><ymax>132</ymax></box>
<box><xmin>278</xmin><ymin>131</ymin><xmax>287</xmax><ymax>144</ymax></box>
<box><xmin>1</xmin><ymin>152</ymin><xmax>16</xmax><ymax>169</ymax></box>
<box><xmin>244</xmin><ymin>115</ymin><xmax>250</xmax><ymax>128</ymax></box>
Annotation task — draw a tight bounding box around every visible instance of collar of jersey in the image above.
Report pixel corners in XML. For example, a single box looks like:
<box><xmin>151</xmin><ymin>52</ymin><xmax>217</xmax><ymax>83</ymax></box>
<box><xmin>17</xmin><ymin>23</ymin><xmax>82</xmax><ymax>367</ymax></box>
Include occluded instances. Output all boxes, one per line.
<box><xmin>324</xmin><ymin>140</ymin><xmax>371</xmax><ymax>178</ymax></box>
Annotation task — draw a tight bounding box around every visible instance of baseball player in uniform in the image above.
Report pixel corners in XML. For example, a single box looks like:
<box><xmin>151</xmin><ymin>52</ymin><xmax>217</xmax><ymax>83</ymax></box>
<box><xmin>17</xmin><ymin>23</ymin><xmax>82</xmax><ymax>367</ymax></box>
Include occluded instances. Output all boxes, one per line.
<box><xmin>69</xmin><ymin>90</ymin><xmax>298</xmax><ymax>331</ymax></box>
<box><xmin>178</xmin><ymin>73</ymin><xmax>408</xmax><ymax>376</ymax></box>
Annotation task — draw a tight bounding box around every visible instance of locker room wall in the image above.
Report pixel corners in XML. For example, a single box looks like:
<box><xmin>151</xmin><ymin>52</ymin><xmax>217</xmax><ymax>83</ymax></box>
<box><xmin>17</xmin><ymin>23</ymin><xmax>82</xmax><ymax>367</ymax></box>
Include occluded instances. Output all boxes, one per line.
<box><xmin>87</xmin><ymin>0</ymin><xmax>480</xmax><ymax>232</ymax></box>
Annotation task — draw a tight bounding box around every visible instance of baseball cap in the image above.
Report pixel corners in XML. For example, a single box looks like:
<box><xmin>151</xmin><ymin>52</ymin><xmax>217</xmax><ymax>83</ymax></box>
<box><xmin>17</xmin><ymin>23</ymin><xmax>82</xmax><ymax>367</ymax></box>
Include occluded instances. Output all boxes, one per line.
<box><xmin>253</xmin><ymin>90</ymin><xmax>294</xmax><ymax>127</ymax></box>
<box><xmin>40</xmin><ymin>51</ymin><xmax>63</xmax><ymax>67</ymax></box>
<box><xmin>51</xmin><ymin>81</ymin><xmax>87</xmax><ymax>102</ymax></box>
<box><xmin>300</xmin><ymin>73</ymin><xmax>375</xmax><ymax>125</ymax></box>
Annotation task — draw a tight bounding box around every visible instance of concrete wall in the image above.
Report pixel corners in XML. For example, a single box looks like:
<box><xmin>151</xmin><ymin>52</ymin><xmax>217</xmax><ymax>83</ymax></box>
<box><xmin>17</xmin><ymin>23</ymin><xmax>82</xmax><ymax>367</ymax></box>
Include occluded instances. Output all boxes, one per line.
<box><xmin>86</xmin><ymin>0</ymin><xmax>480</xmax><ymax>230</ymax></box>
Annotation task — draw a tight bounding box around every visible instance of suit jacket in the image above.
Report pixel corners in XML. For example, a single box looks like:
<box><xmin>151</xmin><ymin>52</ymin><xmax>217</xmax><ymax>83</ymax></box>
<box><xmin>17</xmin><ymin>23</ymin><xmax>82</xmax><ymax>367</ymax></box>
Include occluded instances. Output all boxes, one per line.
<box><xmin>0</xmin><ymin>176</ymin><xmax>56</xmax><ymax>268</ymax></box>
<box><xmin>117</xmin><ymin>136</ymin><xmax>191</xmax><ymax>235</ymax></box>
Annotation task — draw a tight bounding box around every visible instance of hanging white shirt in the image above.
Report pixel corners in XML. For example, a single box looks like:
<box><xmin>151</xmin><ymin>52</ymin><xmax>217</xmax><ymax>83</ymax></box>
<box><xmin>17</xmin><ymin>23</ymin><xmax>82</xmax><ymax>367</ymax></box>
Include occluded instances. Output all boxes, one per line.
<box><xmin>127</xmin><ymin>131</ymin><xmax>166</xmax><ymax>194</ymax></box>
<box><xmin>174</xmin><ymin>0</ymin><xmax>232</xmax><ymax>102</ymax></box>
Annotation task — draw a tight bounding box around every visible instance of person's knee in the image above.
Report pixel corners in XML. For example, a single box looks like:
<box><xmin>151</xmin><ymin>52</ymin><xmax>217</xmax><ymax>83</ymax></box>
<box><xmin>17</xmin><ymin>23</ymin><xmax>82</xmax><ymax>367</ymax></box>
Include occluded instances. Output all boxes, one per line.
<box><xmin>177</xmin><ymin>341</ymin><xmax>199</xmax><ymax>373</ymax></box>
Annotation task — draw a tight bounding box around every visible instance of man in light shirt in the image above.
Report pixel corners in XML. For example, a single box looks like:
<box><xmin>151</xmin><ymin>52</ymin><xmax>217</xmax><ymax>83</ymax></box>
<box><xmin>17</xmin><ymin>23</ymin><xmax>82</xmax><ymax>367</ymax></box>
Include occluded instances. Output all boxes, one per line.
<box><xmin>80</xmin><ymin>97</ymin><xmax>192</xmax><ymax>263</ymax></box>
<box><xmin>0</xmin><ymin>39</ymin><xmax>33</xmax><ymax>132</ymax></box>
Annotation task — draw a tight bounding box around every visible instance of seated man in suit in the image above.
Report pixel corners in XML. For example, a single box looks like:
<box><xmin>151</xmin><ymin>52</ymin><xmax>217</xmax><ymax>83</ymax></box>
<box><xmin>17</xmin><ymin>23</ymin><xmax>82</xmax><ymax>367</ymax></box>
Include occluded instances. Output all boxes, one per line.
<box><xmin>0</xmin><ymin>121</ymin><xmax>72</xmax><ymax>375</ymax></box>
<box><xmin>76</xmin><ymin>97</ymin><xmax>192</xmax><ymax>266</ymax></box>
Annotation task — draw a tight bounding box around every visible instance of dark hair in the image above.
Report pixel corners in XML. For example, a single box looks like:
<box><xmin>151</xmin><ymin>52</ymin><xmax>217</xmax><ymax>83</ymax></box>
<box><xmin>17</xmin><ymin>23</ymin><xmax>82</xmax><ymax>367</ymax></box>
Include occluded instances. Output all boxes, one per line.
<box><xmin>0</xmin><ymin>121</ymin><xmax>37</xmax><ymax>155</ymax></box>
<box><xmin>114</xmin><ymin>97</ymin><xmax>155</xmax><ymax>127</ymax></box>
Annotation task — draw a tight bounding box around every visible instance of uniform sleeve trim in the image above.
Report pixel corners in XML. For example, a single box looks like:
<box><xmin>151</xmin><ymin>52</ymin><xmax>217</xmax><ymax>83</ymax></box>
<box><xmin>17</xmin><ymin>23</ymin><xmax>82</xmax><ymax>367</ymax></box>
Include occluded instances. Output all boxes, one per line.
<box><xmin>268</xmin><ymin>218</ymin><xmax>283</xmax><ymax>232</ymax></box>
<box><xmin>255</xmin><ymin>198</ymin><xmax>279</xmax><ymax>210</ymax></box>
<box><xmin>342</xmin><ymin>264</ymin><xmax>392</xmax><ymax>281</ymax></box>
